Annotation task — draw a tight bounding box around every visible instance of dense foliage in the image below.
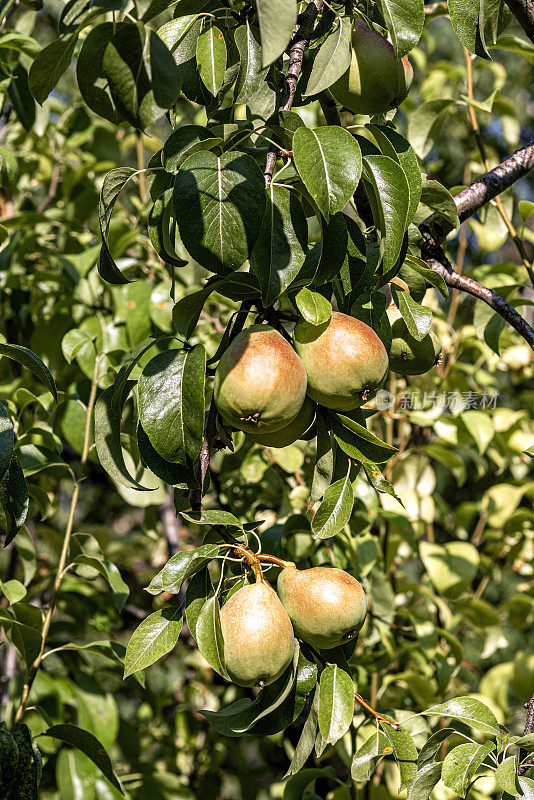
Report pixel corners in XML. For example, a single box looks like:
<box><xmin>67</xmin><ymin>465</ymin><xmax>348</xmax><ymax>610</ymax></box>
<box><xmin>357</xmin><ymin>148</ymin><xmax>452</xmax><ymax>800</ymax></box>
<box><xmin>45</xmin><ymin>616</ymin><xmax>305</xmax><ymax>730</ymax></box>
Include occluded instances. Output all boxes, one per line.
<box><xmin>0</xmin><ymin>0</ymin><xmax>533</xmax><ymax>798</ymax></box>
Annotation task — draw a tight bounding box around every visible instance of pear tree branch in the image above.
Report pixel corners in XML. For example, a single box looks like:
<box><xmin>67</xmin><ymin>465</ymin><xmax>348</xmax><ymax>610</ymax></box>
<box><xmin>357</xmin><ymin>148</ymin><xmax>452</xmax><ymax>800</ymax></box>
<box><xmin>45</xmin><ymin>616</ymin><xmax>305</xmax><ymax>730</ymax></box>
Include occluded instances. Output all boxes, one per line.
<box><xmin>503</xmin><ymin>0</ymin><xmax>534</xmax><ymax>44</ymax></box>
<box><xmin>264</xmin><ymin>0</ymin><xmax>324</xmax><ymax>187</ymax></box>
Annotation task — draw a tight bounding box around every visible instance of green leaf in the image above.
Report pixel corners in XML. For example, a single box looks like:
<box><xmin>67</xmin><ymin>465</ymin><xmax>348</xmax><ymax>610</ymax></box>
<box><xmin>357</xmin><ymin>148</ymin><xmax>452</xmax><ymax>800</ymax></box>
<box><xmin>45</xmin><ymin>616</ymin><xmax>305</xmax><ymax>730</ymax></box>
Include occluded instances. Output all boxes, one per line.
<box><xmin>0</xmin><ymin>456</ymin><xmax>29</xmax><ymax>546</ymax></box>
<box><xmin>379</xmin><ymin>718</ymin><xmax>418</xmax><ymax>788</ymax></box>
<box><xmin>332</xmin><ymin>413</ymin><xmax>397</xmax><ymax>464</ymax></box>
<box><xmin>417</xmin><ymin>728</ymin><xmax>456</xmax><ymax>768</ymax></box>
<box><xmin>137</xmin><ymin>344</ymin><xmax>206</xmax><ymax>464</ymax></box>
<box><xmin>76</xmin><ymin>22</ymin><xmax>121</xmax><ymax>124</ymax></box>
<box><xmin>286</xmin><ymin>687</ymin><xmax>319</xmax><ymax>777</ymax></box>
<box><xmin>196</xmin><ymin>22</ymin><xmax>226</xmax><ymax>95</ymax></box>
<box><xmin>98</xmin><ymin>167</ymin><xmax>137</xmax><ymax>285</ymax></box>
<box><xmin>162</xmin><ymin>125</ymin><xmax>223</xmax><ymax>172</ymax></box>
<box><xmin>376</xmin><ymin>0</ymin><xmax>425</xmax><ymax>59</ymax></box>
<box><xmin>8</xmin><ymin>65</ymin><xmax>35</xmax><ymax>131</ymax></box>
<box><xmin>391</xmin><ymin>287</ymin><xmax>432</xmax><ymax>341</ymax></box>
<box><xmin>147</xmin><ymin>188</ymin><xmax>189</xmax><ymax>268</ymax></box>
<box><xmin>250</xmin><ymin>185</ymin><xmax>308</xmax><ymax>306</ymax></box>
<box><xmin>318</xmin><ymin>664</ymin><xmax>354</xmax><ymax>744</ymax></box>
<box><xmin>0</xmin><ymin>32</ymin><xmax>40</xmax><ymax>57</ymax></box>
<box><xmin>137</xmin><ymin>424</ymin><xmax>195</xmax><ymax>488</ymax></box>
<box><xmin>94</xmin><ymin>386</ymin><xmax>151</xmax><ymax>491</ymax></box>
<box><xmin>294</xmin><ymin>287</ymin><xmax>332</xmax><ymax>326</ymax></box>
<box><xmin>73</xmin><ymin>555</ymin><xmax>129</xmax><ymax>611</ymax></box>
<box><xmin>495</xmin><ymin>754</ymin><xmax>523</xmax><ymax>796</ymax></box>
<box><xmin>0</xmin><ymin>579</ymin><xmax>26</xmax><ymax>604</ymax></box>
<box><xmin>363</xmin><ymin>155</ymin><xmax>410</xmax><ymax>271</ymax></box>
<box><xmin>256</xmin><ymin>0</ymin><xmax>297</xmax><ymax>67</ymax></box>
<box><xmin>422</xmin><ymin>697</ymin><xmax>500</xmax><ymax>735</ymax></box>
<box><xmin>420</xmin><ymin>541</ymin><xmax>479</xmax><ymax>598</ymax></box>
<box><xmin>442</xmin><ymin>742</ymin><xmax>496</xmax><ymax>797</ymax></box>
<box><xmin>181</xmin><ymin>509</ymin><xmax>244</xmax><ymax>528</ymax></box>
<box><xmin>29</xmin><ymin>34</ymin><xmax>78</xmax><ymax>105</ymax></box>
<box><xmin>0</xmin><ymin>343</ymin><xmax>57</xmax><ymax>401</ymax></box>
<box><xmin>195</xmin><ymin>594</ymin><xmax>227</xmax><ymax>677</ymax></box>
<box><xmin>124</xmin><ymin>606</ymin><xmax>182</xmax><ymax>677</ymax></box>
<box><xmin>303</xmin><ymin>15</ymin><xmax>352</xmax><ymax>96</ymax></box>
<box><xmin>102</xmin><ymin>22</ymin><xmax>179</xmax><ymax>129</ymax></box>
<box><xmin>406</xmin><ymin>763</ymin><xmax>443</xmax><ymax>800</ymax></box>
<box><xmin>0</xmin><ymin>401</ymin><xmax>14</xmax><ymax>483</ymax></box>
<box><xmin>460</xmin><ymin>410</ymin><xmax>494</xmax><ymax>454</ymax></box>
<box><xmin>0</xmin><ymin>724</ymin><xmax>19</xmax><ymax>797</ymax></box>
<box><xmin>293</xmin><ymin>127</ymin><xmax>362</xmax><ymax>221</ymax></box>
<box><xmin>407</xmin><ymin>98</ymin><xmax>456</xmax><ymax>159</ymax></box>
<box><xmin>185</xmin><ymin>568</ymin><xmax>214</xmax><ymax>639</ymax></box>
<box><xmin>234</xmin><ymin>21</ymin><xmax>268</xmax><ymax>103</ymax></box>
<box><xmin>173</xmin><ymin>150</ymin><xmax>265</xmax><ymax>274</ymax></box>
<box><xmin>311</xmin><ymin>470</ymin><xmax>354</xmax><ymax>539</ymax></box>
<box><xmin>310</xmin><ymin>410</ymin><xmax>335</xmax><ymax>505</ymax></box>
<box><xmin>111</xmin><ymin>332</ymin><xmax>173</xmax><ymax>415</ymax></box>
<box><xmin>449</xmin><ymin>0</ymin><xmax>491</xmax><ymax>58</ymax></box>
<box><xmin>368</xmin><ymin>125</ymin><xmax>422</xmax><ymax>225</ymax></box>
<box><xmin>403</xmin><ymin>254</ymin><xmax>448</xmax><ymax>298</ymax></box>
<box><xmin>41</xmin><ymin>725</ymin><xmax>123</xmax><ymax>794</ymax></box>
<box><xmin>9</xmin><ymin>725</ymin><xmax>41</xmax><ymax>800</ymax></box>
<box><xmin>420</xmin><ymin>179</ymin><xmax>460</xmax><ymax>229</ymax></box>
<box><xmin>351</xmin><ymin>730</ymin><xmax>391</xmax><ymax>780</ymax></box>
<box><xmin>146</xmin><ymin>544</ymin><xmax>220</xmax><ymax>595</ymax></box>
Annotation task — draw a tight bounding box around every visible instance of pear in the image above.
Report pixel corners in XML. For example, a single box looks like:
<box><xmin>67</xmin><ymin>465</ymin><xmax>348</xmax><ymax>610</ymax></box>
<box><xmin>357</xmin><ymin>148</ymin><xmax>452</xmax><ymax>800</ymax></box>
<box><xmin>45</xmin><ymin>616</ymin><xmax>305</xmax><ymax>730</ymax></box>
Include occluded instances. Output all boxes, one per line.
<box><xmin>293</xmin><ymin>311</ymin><xmax>389</xmax><ymax>410</ymax></box>
<box><xmin>214</xmin><ymin>325</ymin><xmax>307</xmax><ymax>434</ymax></box>
<box><xmin>219</xmin><ymin>581</ymin><xmax>296</xmax><ymax>687</ymax></box>
<box><xmin>247</xmin><ymin>396</ymin><xmax>315</xmax><ymax>447</ymax></box>
<box><xmin>387</xmin><ymin>307</ymin><xmax>442</xmax><ymax>376</ymax></box>
<box><xmin>331</xmin><ymin>21</ymin><xmax>413</xmax><ymax>116</ymax></box>
<box><xmin>277</xmin><ymin>565</ymin><xmax>367</xmax><ymax>650</ymax></box>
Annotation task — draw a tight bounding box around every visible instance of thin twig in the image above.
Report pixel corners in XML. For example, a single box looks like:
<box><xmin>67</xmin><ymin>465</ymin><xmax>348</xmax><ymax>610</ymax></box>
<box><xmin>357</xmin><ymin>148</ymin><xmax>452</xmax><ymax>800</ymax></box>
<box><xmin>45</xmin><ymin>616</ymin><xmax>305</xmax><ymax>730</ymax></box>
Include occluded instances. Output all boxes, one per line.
<box><xmin>519</xmin><ymin>693</ymin><xmax>534</xmax><ymax>775</ymax></box>
<box><xmin>463</xmin><ymin>47</ymin><xmax>534</xmax><ymax>285</ymax></box>
<box><xmin>355</xmin><ymin>693</ymin><xmax>401</xmax><ymax>731</ymax></box>
<box><xmin>10</xmin><ymin>355</ymin><xmax>102</xmax><ymax>730</ymax></box>
<box><xmin>37</xmin><ymin>159</ymin><xmax>60</xmax><ymax>214</ymax></box>
<box><xmin>264</xmin><ymin>0</ymin><xmax>324</xmax><ymax>187</ymax></box>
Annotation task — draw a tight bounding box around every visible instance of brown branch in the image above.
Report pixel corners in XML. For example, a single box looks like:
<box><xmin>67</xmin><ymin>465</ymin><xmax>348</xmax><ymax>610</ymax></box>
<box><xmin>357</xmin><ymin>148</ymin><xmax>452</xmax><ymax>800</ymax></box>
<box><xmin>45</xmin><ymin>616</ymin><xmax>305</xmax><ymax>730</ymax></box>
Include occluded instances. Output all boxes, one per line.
<box><xmin>519</xmin><ymin>693</ymin><xmax>534</xmax><ymax>775</ymax></box>
<box><xmin>420</xmin><ymin>237</ymin><xmax>534</xmax><ymax>350</ymax></box>
<box><xmin>423</xmin><ymin>140</ymin><xmax>534</xmax><ymax>246</ymax></box>
<box><xmin>37</xmin><ymin>159</ymin><xmax>60</xmax><ymax>214</ymax></box>
<box><xmin>264</xmin><ymin>0</ymin><xmax>324</xmax><ymax>187</ymax></box>
<box><xmin>504</xmin><ymin>0</ymin><xmax>534</xmax><ymax>44</ymax></box>
<box><xmin>355</xmin><ymin>693</ymin><xmax>401</xmax><ymax>731</ymax></box>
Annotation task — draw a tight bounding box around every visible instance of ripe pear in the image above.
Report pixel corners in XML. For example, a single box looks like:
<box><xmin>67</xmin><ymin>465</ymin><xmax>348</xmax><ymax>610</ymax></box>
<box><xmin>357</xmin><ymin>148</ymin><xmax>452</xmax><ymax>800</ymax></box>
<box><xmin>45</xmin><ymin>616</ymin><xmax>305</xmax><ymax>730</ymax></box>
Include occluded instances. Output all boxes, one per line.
<box><xmin>387</xmin><ymin>307</ymin><xmax>442</xmax><ymax>376</ymax></box>
<box><xmin>219</xmin><ymin>581</ymin><xmax>296</xmax><ymax>687</ymax></box>
<box><xmin>247</xmin><ymin>396</ymin><xmax>315</xmax><ymax>447</ymax></box>
<box><xmin>331</xmin><ymin>21</ymin><xmax>413</xmax><ymax>116</ymax></box>
<box><xmin>277</xmin><ymin>565</ymin><xmax>367</xmax><ymax>650</ymax></box>
<box><xmin>214</xmin><ymin>325</ymin><xmax>307</xmax><ymax>433</ymax></box>
<box><xmin>293</xmin><ymin>311</ymin><xmax>389</xmax><ymax>410</ymax></box>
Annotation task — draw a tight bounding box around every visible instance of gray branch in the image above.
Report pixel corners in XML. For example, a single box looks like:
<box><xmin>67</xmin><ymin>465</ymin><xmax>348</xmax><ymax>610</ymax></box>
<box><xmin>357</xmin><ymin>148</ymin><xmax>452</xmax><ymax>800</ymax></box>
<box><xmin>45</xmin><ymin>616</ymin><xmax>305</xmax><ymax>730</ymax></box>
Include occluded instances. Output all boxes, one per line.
<box><xmin>504</xmin><ymin>0</ymin><xmax>534</xmax><ymax>44</ymax></box>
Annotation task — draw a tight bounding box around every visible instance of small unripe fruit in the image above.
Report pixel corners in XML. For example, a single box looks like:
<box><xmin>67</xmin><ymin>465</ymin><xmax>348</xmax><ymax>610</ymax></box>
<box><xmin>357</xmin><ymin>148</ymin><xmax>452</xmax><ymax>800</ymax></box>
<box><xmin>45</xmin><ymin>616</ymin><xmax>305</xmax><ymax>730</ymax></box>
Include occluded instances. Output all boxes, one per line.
<box><xmin>387</xmin><ymin>307</ymin><xmax>442</xmax><ymax>376</ymax></box>
<box><xmin>331</xmin><ymin>21</ymin><xmax>413</xmax><ymax>116</ymax></box>
<box><xmin>214</xmin><ymin>325</ymin><xmax>307</xmax><ymax>433</ymax></box>
<box><xmin>219</xmin><ymin>582</ymin><xmax>296</xmax><ymax>687</ymax></box>
<box><xmin>247</xmin><ymin>396</ymin><xmax>315</xmax><ymax>447</ymax></box>
<box><xmin>293</xmin><ymin>311</ymin><xmax>389</xmax><ymax>410</ymax></box>
<box><xmin>277</xmin><ymin>566</ymin><xmax>367</xmax><ymax>650</ymax></box>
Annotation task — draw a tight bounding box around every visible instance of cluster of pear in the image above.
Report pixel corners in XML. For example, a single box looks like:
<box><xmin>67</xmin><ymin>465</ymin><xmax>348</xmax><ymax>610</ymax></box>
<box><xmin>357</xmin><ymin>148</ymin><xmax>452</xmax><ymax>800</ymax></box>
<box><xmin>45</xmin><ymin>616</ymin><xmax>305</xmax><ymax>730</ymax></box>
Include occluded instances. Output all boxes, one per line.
<box><xmin>331</xmin><ymin>21</ymin><xmax>413</xmax><ymax>116</ymax></box>
<box><xmin>219</xmin><ymin>565</ymin><xmax>367</xmax><ymax>686</ymax></box>
<box><xmin>214</xmin><ymin>311</ymin><xmax>390</xmax><ymax>446</ymax></box>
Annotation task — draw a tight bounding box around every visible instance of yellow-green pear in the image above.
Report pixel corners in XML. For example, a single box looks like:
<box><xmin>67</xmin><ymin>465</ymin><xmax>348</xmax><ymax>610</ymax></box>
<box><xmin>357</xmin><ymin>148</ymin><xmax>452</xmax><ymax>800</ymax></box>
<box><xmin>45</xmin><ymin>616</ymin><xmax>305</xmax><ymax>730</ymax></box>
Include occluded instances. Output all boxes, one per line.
<box><xmin>387</xmin><ymin>307</ymin><xmax>442</xmax><ymax>375</ymax></box>
<box><xmin>247</xmin><ymin>396</ymin><xmax>315</xmax><ymax>447</ymax></box>
<box><xmin>293</xmin><ymin>311</ymin><xmax>389</xmax><ymax>410</ymax></box>
<box><xmin>331</xmin><ymin>21</ymin><xmax>413</xmax><ymax>116</ymax></box>
<box><xmin>219</xmin><ymin>581</ymin><xmax>296</xmax><ymax>687</ymax></box>
<box><xmin>214</xmin><ymin>325</ymin><xmax>307</xmax><ymax>433</ymax></box>
<box><xmin>277</xmin><ymin>565</ymin><xmax>367</xmax><ymax>650</ymax></box>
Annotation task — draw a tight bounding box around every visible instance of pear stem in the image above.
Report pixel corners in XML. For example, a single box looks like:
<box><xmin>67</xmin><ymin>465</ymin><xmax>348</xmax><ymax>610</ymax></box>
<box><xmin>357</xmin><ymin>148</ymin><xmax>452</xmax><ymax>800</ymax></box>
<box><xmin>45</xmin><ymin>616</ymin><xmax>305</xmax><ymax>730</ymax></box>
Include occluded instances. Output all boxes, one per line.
<box><xmin>354</xmin><ymin>693</ymin><xmax>401</xmax><ymax>731</ymax></box>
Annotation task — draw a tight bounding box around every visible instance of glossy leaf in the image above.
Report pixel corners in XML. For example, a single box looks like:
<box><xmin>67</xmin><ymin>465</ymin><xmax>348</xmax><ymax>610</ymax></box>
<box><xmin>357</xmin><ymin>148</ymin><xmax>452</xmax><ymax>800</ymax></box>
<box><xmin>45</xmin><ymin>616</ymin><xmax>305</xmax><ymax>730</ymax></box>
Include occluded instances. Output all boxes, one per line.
<box><xmin>303</xmin><ymin>16</ymin><xmax>352</xmax><ymax>96</ymax></box>
<box><xmin>235</xmin><ymin>21</ymin><xmax>268</xmax><ymax>102</ymax></box>
<box><xmin>363</xmin><ymin>155</ymin><xmax>410</xmax><ymax>271</ymax></box>
<box><xmin>406</xmin><ymin>763</ymin><xmax>443</xmax><ymax>800</ymax></box>
<box><xmin>442</xmin><ymin>741</ymin><xmax>495</xmax><ymax>797</ymax></box>
<box><xmin>29</xmin><ymin>35</ymin><xmax>78</xmax><ymax>105</ymax></box>
<box><xmin>41</xmin><ymin>725</ymin><xmax>123</xmax><ymax>794</ymax></box>
<box><xmin>173</xmin><ymin>150</ymin><xmax>265</xmax><ymax>274</ymax></box>
<box><xmin>197</xmin><ymin>22</ymin><xmax>226</xmax><ymax>95</ymax></box>
<box><xmin>294</xmin><ymin>287</ymin><xmax>332</xmax><ymax>326</ymax></box>
<box><xmin>376</xmin><ymin>0</ymin><xmax>425</xmax><ymax>59</ymax></box>
<box><xmin>124</xmin><ymin>606</ymin><xmax>183</xmax><ymax>677</ymax></box>
<box><xmin>146</xmin><ymin>544</ymin><xmax>220</xmax><ymax>595</ymax></box>
<box><xmin>0</xmin><ymin>343</ymin><xmax>57</xmax><ymax>401</ymax></box>
<box><xmin>195</xmin><ymin>595</ymin><xmax>227</xmax><ymax>677</ymax></box>
<box><xmin>257</xmin><ymin>0</ymin><xmax>297</xmax><ymax>66</ymax></box>
<box><xmin>137</xmin><ymin>344</ymin><xmax>206</xmax><ymax>464</ymax></box>
<box><xmin>293</xmin><ymin>127</ymin><xmax>362</xmax><ymax>220</ymax></box>
<box><xmin>311</xmin><ymin>470</ymin><xmax>354</xmax><ymax>539</ymax></box>
<box><xmin>0</xmin><ymin>401</ymin><xmax>14</xmax><ymax>483</ymax></box>
<box><xmin>94</xmin><ymin>386</ymin><xmax>150</xmax><ymax>491</ymax></box>
<box><xmin>422</xmin><ymin>697</ymin><xmax>500</xmax><ymax>735</ymax></box>
<box><xmin>391</xmin><ymin>286</ymin><xmax>432</xmax><ymax>341</ymax></box>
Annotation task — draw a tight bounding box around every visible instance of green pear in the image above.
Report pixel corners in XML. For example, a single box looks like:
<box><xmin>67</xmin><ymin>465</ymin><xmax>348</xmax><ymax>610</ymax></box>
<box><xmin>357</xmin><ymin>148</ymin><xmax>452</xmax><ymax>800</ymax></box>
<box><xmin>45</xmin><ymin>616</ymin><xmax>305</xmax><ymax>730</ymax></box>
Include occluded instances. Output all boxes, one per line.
<box><xmin>247</xmin><ymin>396</ymin><xmax>315</xmax><ymax>447</ymax></box>
<box><xmin>293</xmin><ymin>311</ymin><xmax>389</xmax><ymax>410</ymax></box>
<box><xmin>277</xmin><ymin>565</ymin><xmax>367</xmax><ymax>650</ymax></box>
<box><xmin>331</xmin><ymin>21</ymin><xmax>413</xmax><ymax>116</ymax></box>
<box><xmin>214</xmin><ymin>325</ymin><xmax>307</xmax><ymax>434</ymax></box>
<box><xmin>387</xmin><ymin>307</ymin><xmax>442</xmax><ymax>375</ymax></box>
<box><xmin>219</xmin><ymin>581</ymin><xmax>296</xmax><ymax>687</ymax></box>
